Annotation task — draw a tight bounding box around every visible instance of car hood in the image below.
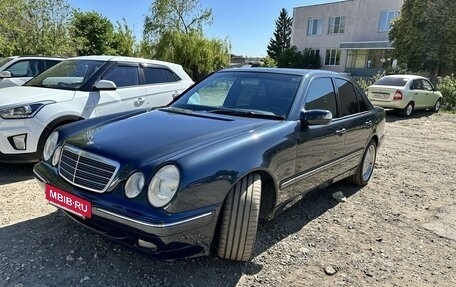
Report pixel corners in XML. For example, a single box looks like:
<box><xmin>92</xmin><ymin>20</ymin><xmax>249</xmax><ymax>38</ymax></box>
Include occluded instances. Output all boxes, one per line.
<box><xmin>0</xmin><ymin>86</ymin><xmax>75</xmax><ymax>107</ymax></box>
<box><xmin>64</xmin><ymin>108</ymin><xmax>278</xmax><ymax>165</ymax></box>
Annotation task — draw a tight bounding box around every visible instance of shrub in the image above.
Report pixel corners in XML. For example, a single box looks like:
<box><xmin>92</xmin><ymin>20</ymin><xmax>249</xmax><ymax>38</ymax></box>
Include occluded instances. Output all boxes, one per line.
<box><xmin>437</xmin><ymin>74</ymin><xmax>456</xmax><ymax>110</ymax></box>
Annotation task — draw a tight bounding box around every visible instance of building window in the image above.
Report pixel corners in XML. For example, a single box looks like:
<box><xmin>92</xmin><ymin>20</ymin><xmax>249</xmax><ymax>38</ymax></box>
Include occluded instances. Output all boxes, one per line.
<box><xmin>346</xmin><ymin>49</ymin><xmax>393</xmax><ymax>69</ymax></box>
<box><xmin>307</xmin><ymin>18</ymin><xmax>322</xmax><ymax>35</ymax></box>
<box><xmin>325</xmin><ymin>49</ymin><xmax>341</xmax><ymax>66</ymax></box>
<box><xmin>379</xmin><ymin>10</ymin><xmax>398</xmax><ymax>32</ymax></box>
<box><xmin>328</xmin><ymin>16</ymin><xmax>345</xmax><ymax>34</ymax></box>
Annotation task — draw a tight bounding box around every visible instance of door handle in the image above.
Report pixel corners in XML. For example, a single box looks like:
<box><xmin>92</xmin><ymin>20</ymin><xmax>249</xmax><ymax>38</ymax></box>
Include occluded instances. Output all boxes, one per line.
<box><xmin>335</xmin><ymin>128</ymin><xmax>346</xmax><ymax>136</ymax></box>
<box><xmin>365</xmin><ymin>120</ymin><xmax>373</xmax><ymax>126</ymax></box>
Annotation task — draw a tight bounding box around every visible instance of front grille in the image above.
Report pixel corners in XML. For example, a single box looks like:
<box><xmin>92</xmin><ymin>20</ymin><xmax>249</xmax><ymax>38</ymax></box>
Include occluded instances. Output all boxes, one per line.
<box><xmin>59</xmin><ymin>145</ymin><xmax>119</xmax><ymax>193</ymax></box>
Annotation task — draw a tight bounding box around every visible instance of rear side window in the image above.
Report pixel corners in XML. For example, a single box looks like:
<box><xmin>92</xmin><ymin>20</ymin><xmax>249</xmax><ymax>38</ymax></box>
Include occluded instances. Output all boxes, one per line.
<box><xmin>355</xmin><ymin>87</ymin><xmax>370</xmax><ymax>112</ymax></box>
<box><xmin>305</xmin><ymin>77</ymin><xmax>337</xmax><ymax>117</ymax></box>
<box><xmin>143</xmin><ymin>67</ymin><xmax>180</xmax><ymax>84</ymax></box>
<box><xmin>102</xmin><ymin>65</ymin><xmax>139</xmax><ymax>87</ymax></box>
<box><xmin>336</xmin><ymin>78</ymin><xmax>358</xmax><ymax>117</ymax></box>
<box><xmin>373</xmin><ymin>77</ymin><xmax>408</xmax><ymax>87</ymax></box>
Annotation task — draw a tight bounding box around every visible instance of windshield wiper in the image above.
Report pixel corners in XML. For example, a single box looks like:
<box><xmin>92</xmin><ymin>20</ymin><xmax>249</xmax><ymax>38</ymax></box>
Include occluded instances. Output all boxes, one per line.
<box><xmin>208</xmin><ymin>108</ymin><xmax>285</xmax><ymax>120</ymax></box>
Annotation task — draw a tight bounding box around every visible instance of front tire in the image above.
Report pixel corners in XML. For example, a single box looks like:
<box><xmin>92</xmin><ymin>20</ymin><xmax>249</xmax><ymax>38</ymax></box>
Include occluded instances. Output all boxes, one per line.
<box><xmin>217</xmin><ymin>174</ymin><xmax>261</xmax><ymax>261</ymax></box>
<box><xmin>349</xmin><ymin>139</ymin><xmax>377</xmax><ymax>186</ymax></box>
<box><xmin>432</xmin><ymin>99</ymin><xmax>441</xmax><ymax>113</ymax></box>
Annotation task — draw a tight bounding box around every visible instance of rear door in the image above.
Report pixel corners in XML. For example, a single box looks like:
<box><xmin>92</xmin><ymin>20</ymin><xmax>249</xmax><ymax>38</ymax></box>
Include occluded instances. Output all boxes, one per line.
<box><xmin>141</xmin><ymin>65</ymin><xmax>187</xmax><ymax>108</ymax></box>
<box><xmin>93</xmin><ymin>62</ymin><xmax>147</xmax><ymax>116</ymax></box>
<box><xmin>335</xmin><ymin>78</ymin><xmax>373</xmax><ymax>170</ymax></box>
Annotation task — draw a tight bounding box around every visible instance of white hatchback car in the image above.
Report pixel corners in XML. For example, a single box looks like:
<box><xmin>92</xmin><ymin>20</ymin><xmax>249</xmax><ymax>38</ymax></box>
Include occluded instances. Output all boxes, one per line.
<box><xmin>0</xmin><ymin>55</ymin><xmax>193</xmax><ymax>162</ymax></box>
<box><xmin>0</xmin><ymin>56</ymin><xmax>62</xmax><ymax>88</ymax></box>
<box><xmin>367</xmin><ymin>75</ymin><xmax>443</xmax><ymax>117</ymax></box>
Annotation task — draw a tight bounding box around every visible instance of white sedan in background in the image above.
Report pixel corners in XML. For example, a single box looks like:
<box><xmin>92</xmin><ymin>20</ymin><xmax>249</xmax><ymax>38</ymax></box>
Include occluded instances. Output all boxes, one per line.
<box><xmin>367</xmin><ymin>75</ymin><xmax>442</xmax><ymax>117</ymax></box>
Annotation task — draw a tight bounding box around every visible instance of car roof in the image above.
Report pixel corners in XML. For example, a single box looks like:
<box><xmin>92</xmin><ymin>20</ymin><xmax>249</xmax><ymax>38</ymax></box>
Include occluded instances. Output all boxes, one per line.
<box><xmin>380</xmin><ymin>74</ymin><xmax>428</xmax><ymax>81</ymax></box>
<box><xmin>67</xmin><ymin>55</ymin><xmax>182</xmax><ymax>67</ymax></box>
<box><xmin>219</xmin><ymin>67</ymin><xmax>346</xmax><ymax>78</ymax></box>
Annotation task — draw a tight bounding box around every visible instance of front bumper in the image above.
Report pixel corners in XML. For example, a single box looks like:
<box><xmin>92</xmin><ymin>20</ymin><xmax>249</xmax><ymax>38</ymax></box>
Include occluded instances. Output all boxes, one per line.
<box><xmin>33</xmin><ymin>162</ymin><xmax>220</xmax><ymax>260</ymax></box>
<box><xmin>0</xmin><ymin>118</ymin><xmax>44</xmax><ymax>163</ymax></box>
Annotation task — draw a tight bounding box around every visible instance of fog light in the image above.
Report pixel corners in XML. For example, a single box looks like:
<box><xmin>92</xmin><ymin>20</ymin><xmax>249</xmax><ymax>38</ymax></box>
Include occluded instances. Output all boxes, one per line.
<box><xmin>138</xmin><ymin>239</ymin><xmax>157</xmax><ymax>250</ymax></box>
<box><xmin>8</xmin><ymin>134</ymin><xmax>27</xmax><ymax>150</ymax></box>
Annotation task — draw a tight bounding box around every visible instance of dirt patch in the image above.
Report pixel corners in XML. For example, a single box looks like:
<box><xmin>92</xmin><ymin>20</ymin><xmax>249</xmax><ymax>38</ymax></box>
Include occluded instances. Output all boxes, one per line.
<box><xmin>1</xmin><ymin>111</ymin><xmax>455</xmax><ymax>287</ymax></box>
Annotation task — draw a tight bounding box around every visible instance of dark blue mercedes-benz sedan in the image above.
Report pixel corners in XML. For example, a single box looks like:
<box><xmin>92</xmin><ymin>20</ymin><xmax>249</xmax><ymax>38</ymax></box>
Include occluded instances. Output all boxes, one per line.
<box><xmin>33</xmin><ymin>68</ymin><xmax>385</xmax><ymax>261</ymax></box>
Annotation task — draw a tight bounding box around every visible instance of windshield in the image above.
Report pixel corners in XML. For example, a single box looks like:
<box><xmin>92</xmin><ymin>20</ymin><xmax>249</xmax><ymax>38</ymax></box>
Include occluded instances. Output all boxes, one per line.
<box><xmin>172</xmin><ymin>71</ymin><xmax>302</xmax><ymax>119</ymax></box>
<box><xmin>0</xmin><ymin>57</ymin><xmax>13</xmax><ymax>67</ymax></box>
<box><xmin>25</xmin><ymin>59</ymin><xmax>106</xmax><ymax>90</ymax></box>
<box><xmin>373</xmin><ymin>76</ymin><xmax>408</xmax><ymax>87</ymax></box>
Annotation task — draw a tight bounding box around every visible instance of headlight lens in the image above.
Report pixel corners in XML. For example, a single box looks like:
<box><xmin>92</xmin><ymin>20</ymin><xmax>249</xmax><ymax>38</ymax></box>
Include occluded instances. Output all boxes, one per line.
<box><xmin>148</xmin><ymin>165</ymin><xmax>180</xmax><ymax>208</ymax></box>
<box><xmin>51</xmin><ymin>145</ymin><xmax>62</xmax><ymax>166</ymax></box>
<box><xmin>125</xmin><ymin>172</ymin><xmax>145</xmax><ymax>199</ymax></box>
<box><xmin>0</xmin><ymin>101</ymin><xmax>54</xmax><ymax>119</ymax></box>
<box><xmin>43</xmin><ymin>131</ymin><xmax>59</xmax><ymax>161</ymax></box>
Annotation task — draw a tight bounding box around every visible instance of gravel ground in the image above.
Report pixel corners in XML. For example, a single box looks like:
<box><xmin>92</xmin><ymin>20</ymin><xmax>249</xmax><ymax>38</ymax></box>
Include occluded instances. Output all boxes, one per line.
<box><xmin>1</xmin><ymin>111</ymin><xmax>455</xmax><ymax>287</ymax></box>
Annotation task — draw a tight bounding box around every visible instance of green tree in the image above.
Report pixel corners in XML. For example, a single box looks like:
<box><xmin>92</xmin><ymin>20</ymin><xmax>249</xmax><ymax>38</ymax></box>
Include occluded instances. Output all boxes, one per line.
<box><xmin>141</xmin><ymin>0</ymin><xmax>229</xmax><ymax>80</ymax></box>
<box><xmin>143</xmin><ymin>0</ymin><xmax>212</xmax><ymax>41</ymax></box>
<box><xmin>112</xmin><ymin>18</ymin><xmax>136</xmax><ymax>56</ymax></box>
<box><xmin>267</xmin><ymin>8</ymin><xmax>293</xmax><ymax>61</ymax></box>
<box><xmin>390</xmin><ymin>0</ymin><xmax>456</xmax><ymax>80</ymax></box>
<box><xmin>0</xmin><ymin>0</ymin><xmax>73</xmax><ymax>56</ymax></box>
<box><xmin>276</xmin><ymin>46</ymin><xmax>321</xmax><ymax>69</ymax></box>
<box><xmin>71</xmin><ymin>11</ymin><xmax>115</xmax><ymax>56</ymax></box>
<box><xmin>153</xmin><ymin>30</ymin><xmax>230</xmax><ymax>80</ymax></box>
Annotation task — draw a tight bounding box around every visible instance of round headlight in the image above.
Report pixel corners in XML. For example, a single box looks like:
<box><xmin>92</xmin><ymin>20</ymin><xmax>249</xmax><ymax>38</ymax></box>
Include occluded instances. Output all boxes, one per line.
<box><xmin>125</xmin><ymin>172</ymin><xmax>145</xmax><ymax>199</ymax></box>
<box><xmin>148</xmin><ymin>165</ymin><xmax>180</xmax><ymax>208</ymax></box>
<box><xmin>51</xmin><ymin>145</ymin><xmax>62</xmax><ymax>166</ymax></box>
<box><xmin>43</xmin><ymin>131</ymin><xmax>59</xmax><ymax>161</ymax></box>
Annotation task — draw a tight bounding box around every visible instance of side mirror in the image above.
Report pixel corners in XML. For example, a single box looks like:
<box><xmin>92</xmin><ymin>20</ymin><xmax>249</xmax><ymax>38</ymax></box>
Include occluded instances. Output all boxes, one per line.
<box><xmin>300</xmin><ymin>109</ymin><xmax>333</xmax><ymax>126</ymax></box>
<box><xmin>94</xmin><ymin>80</ymin><xmax>117</xmax><ymax>91</ymax></box>
<box><xmin>0</xmin><ymin>71</ymin><xmax>12</xmax><ymax>78</ymax></box>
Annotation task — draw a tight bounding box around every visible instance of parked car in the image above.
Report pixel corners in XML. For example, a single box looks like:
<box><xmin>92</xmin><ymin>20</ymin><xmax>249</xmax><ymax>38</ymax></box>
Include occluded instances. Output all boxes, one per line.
<box><xmin>0</xmin><ymin>56</ymin><xmax>62</xmax><ymax>88</ymax></box>
<box><xmin>0</xmin><ymin>55</ymin><xmax>193</xmax><ymax>163</ymax></box>
<box><xmin>367</xmin><ymin>75</ymin><xmax>442</xmax><ymax>117</ymax></box>
<box><xmin>34</xmin><ymin>68</ymin><xmax>385</xmax><ymax>261</ymax></box>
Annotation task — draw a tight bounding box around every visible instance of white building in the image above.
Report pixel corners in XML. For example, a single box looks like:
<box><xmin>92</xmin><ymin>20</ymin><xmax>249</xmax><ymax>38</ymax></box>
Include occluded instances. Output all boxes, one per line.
<box><xmin>291</xmin><ymin>0</ymin><xmax>403</xmax><ymax>76</ymax></box>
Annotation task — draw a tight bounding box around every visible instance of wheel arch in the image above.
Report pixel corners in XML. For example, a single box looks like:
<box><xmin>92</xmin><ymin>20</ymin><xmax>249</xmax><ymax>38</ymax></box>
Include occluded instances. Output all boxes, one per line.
<box><xmin>37</xmin><ymin>115</ymin><xmax>83</xmax><ymax>151</ymax></box>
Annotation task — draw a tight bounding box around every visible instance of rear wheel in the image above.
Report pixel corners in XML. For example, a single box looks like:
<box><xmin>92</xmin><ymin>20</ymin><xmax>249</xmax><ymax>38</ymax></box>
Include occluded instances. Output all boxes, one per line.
<box><xmin>349</xmin><ymin>139</ymin><xmax>377</xmax><ymax>186</ymax></box>
<box><xmin>217</xmin><ymin>173</ymin><xmax>261</xmax><ymax>261</ymax></box>
<box><xmin>432</xmin><ymin>99</ymin><xmax>441</xmax><ymax>113</ymax></box>
<box><xmin>400</xmin><ymin>102</ymin><xmax>414</xmax><ymax>117</ymax></box>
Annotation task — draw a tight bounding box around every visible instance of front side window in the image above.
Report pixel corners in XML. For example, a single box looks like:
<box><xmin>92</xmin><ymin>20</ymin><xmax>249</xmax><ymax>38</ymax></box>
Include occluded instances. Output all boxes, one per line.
<box><xmin>379</xmin><ymin>10</ymin><xmax>398</xmax><ymax>32</ymax></box>
<box><xmin>422</xmin><ymin>79</ymin><xmax>434</xmax><ymax>91</ymax></box>
<box><xmin>325</xmin><ymin>49</ymin><xmax>341</xmax><ymax>66</ymax></box>
<box><xmin>102</xmin><ymin>65</ymin><xmax>139</xmax><ymax>87</ymax></box>
<box><xmin>336</xmin><ymin>79</ymin><xmax>359</xmax><ymax>117</ymax></box>
<box><xmin>305</xmin><ymin>77</ymin><xmax>337</xmax><ymax>117</ymax></box>
<box><xmin>7</xmin><ymin>60</ymin><xmax>42</xmax><ymax>77</ymax></box>
<box><xmin>307</xmin><ymin>18</ymin><xmax>322</xmax><ymax>35</ymax></box>
<box><xmin>328</xmin><ymin>16</ymin><xmax>345</xmax><ymax>34</ymax></box>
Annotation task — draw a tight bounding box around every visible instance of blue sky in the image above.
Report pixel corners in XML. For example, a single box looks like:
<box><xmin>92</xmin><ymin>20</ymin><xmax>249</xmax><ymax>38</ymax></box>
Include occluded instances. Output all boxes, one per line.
<box><xmin>67</xmin><ymin>0</ymin><xmax>341</xmax><ymax>57</ymax></box>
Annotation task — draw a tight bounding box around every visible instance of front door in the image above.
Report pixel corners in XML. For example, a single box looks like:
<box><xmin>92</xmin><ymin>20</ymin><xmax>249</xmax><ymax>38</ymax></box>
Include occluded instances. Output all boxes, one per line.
<box><xmin>281</xmin><ymin>77</ymin><xmax>346</xmax><ymax>202</ymax></box>
<box><xmin>93</xmin><ymin>63</ymin><xmax>148</xmax><ymax>116</ymax></box>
